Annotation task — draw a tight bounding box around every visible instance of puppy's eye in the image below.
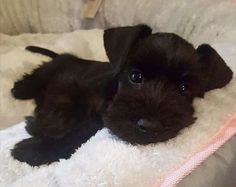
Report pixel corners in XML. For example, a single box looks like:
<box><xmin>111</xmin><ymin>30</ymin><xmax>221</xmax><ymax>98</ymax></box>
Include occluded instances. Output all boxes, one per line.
<box><xmin>137</xmin><ymin>119</ymin><xmax>147</xmax><ymax>133</ymax></box>
<box><xmin>129</xmin><ymin>70</ymin><xmax>143</xmax><ymax>84</ymax></box>
<box><xmin>180</xmin><ymin>85</ymin><xmax>187</xmax><ymax>92</ymax></box>
<box><xmin>179</xmin><ymin>84</ymin><xmax>191</xmax><ymax>96</ymax></box>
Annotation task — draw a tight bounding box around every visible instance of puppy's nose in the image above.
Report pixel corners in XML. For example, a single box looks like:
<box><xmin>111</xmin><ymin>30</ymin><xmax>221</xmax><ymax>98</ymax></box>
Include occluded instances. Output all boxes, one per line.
<box><xmin>137</xmin><ymin>119</ymin><xmax>156</xmax><ymax>133</ymax></box>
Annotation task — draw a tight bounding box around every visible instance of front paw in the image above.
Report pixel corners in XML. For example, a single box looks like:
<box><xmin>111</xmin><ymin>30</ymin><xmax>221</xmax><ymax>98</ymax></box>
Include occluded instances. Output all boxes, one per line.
<box><xmin>11</xmin><ymin>75</ymin><xmax>38</xmax><ymax>100</ymax></box>
<box><xmin>11</xmin><ymin>138</ymin><xmax>58</xmax><ymax>166</ymax></box>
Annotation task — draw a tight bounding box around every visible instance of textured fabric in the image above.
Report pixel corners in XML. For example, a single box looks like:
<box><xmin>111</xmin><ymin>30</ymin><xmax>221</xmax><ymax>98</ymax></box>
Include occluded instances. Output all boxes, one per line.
<box><xmin>0</xmin><ymin>0</ymin><xmax>105</xmax><ymax>35</ymax></box>
<box><xmin>178</xmin><ymin>136</ymin><xmax>236</xmax><ymax>187</ymax></box>
<box><xmin>102</xmin><ymin>0</ymin><xmax>236</xmax><ymax>45</ymax></box>
<box><xmin>1</xmin><ymin>0</ymin><xmax>236</xmax><ymax>41</ymax></box>
<box><xmin>157</xmin><ymin>114</ymin><xmax>236</xmax><ymax>186</ymax></box>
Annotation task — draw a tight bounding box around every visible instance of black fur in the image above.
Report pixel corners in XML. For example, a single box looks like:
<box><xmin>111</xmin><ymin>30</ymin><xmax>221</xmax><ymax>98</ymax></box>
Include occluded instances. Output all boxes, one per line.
<box><xmin>11</xmin><ymin>53</ymin><xmax>116</xmax><ymax>166</ymax></box>
<box><xmin>11</xmin><ymin>25</ymin><xmax>233</xmax><ymax>166</ymax></box>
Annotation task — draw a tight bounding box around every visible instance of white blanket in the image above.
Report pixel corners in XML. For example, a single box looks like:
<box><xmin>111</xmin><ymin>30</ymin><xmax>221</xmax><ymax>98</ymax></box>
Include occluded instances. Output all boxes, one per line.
<box><xmin>0</xmin><ymin>29</ymin><xmax>236</xmax><ymax>187</ymax></box>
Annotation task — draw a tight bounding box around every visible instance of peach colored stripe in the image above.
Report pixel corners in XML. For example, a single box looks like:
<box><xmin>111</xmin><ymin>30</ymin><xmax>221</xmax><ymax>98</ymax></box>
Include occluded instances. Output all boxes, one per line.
<box><xmin>153</xmin><ymin>112</ymin><xmax>236</xmax><ymax>187</ymax></box>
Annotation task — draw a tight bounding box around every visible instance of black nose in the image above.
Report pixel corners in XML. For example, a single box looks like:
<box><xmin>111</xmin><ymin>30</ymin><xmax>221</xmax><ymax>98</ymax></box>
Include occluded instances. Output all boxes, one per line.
<box><xmin>137</xmin><ymin>119</ymin><xmax>156</xmax><ymax>133</ymax></box>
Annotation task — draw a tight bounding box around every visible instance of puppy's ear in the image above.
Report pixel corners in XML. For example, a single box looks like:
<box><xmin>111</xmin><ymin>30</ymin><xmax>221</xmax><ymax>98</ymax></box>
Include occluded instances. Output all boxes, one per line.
<box><xmin>104</xmin><ymin>25</ymin><xmax>152</xmax><ymax>75</ymax></box>
<box><xmin>197</xmin><ymin>44</ymin><xmax>233</xmax><ymax>93</ymax></box>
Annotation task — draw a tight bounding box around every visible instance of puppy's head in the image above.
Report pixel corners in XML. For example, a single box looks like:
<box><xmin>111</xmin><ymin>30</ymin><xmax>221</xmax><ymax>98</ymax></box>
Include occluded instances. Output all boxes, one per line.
<box><xmin>103</xmin><ymin>25</ymin><xmax>233</xmax><ymax>145</ymax></box>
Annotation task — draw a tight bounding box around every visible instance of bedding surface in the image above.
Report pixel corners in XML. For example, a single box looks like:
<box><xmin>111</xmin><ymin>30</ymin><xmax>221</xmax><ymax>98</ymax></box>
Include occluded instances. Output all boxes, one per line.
<box><xmin>178</xmin><ymin>135</ymin><xmax>236</xmax><ymax>187</ymax></box>
<box><xmin>0</xmin><ymin>29</ymin><xmax>236</xmax><ymax>187</ymax></box>
<box><xmin>0</xmin><ymin>0</ymin><xmax>236</xmax><ymax>186</ymax></box>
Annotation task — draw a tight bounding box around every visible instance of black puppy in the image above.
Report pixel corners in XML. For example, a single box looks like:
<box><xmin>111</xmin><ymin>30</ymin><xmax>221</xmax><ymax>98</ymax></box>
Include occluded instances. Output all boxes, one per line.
<box><xmin>11</xmin><ymin>25</ymin><xmax>233</xmax><ymax>166</ymax></box>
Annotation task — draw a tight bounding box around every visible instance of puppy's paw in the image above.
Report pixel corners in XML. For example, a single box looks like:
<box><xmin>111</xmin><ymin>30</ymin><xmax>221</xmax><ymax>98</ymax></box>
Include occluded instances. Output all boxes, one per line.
<box><xmin>11</xmin><ymin>137</ymin><xmax>76</xmax><ymax>166</ymax></box>
<box><xmin>11</xmin><ymin>76</ymin><xmax>40</xmax><ymax>100</ymax></box>
<box><xmin>11</xmin><ymin>138</ymin><xmax>60</xmax><ymax>166</ymax></box>
<box><xmin>11</xmin><ymin>81</ymin><xmax>27</xmax><ymax>100</ymax></box>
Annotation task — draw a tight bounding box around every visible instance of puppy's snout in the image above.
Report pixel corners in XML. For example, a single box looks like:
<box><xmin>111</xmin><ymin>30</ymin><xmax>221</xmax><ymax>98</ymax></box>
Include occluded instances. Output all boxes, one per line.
<box><xmin>137</xmin><ymin>119</ymin><xmax>159</xmax><ymax>133</ymax></box>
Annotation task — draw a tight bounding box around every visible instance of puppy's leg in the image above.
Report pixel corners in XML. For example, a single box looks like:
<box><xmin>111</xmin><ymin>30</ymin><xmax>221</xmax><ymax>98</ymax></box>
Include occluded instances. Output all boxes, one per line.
<box><xmin>11</xmin><ymin>60</ymin><xmax>60</xmax><ymax>100</ymax></box>
<box><xmin>25</xmin><ymin>74</ymin><xmax>94</xmax><ymax>138</ymax></box>
<box><xmin>11</xmin><ymin>74</ymin><xmax>103</xmax><ymax>166</ymax></box>
<box><xmin>12</xmin><ymin>54</ymin><xmax>86</xmax><ymax>100</ymax></box>
<box><xmin>11</xmin><ymin>129</ymin><xmax>89</xmax><ymax>166</ymax></box>
<box><xmin>12</xmin><ymin>107</ymin><xmax>102</xmax><ymax>166</ymax></box>
<box><xmin>11</xmin><ymin>73</ymin><xmax>43</xmax><ymax>99</ymax></box>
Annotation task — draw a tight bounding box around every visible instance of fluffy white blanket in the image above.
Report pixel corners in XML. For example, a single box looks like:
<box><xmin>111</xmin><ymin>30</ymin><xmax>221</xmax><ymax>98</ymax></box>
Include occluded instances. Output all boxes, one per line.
<box><xmin>0</xmin><ymin>28</ymin><xmax>236</xmax><ymax>186</ymax></box>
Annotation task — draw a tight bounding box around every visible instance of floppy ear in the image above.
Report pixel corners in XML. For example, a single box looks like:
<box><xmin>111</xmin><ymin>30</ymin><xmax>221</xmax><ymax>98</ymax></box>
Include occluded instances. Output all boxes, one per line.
<box><xmin>197</xmin><ymin>44</ymin><xmax>233</xmax><ymax>93</ymax></box>
<box><xmin>104</xmin><ymin>25</ymin><xmax>152</xmax><ymax>75</ymax></box>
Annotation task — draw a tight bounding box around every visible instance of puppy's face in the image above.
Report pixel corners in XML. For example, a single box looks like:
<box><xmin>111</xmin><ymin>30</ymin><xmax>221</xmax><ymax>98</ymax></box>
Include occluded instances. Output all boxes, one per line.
<box><xmin>103</xmin><ymin>25</ymin><xmax>233</xmax><ymax>145</ymax></box>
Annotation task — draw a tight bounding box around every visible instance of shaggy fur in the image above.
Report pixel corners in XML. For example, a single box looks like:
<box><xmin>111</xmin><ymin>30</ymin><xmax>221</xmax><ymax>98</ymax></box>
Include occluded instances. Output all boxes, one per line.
<box><xmin>11</xmin><ymin>25</ymin><xmax>232</xmax><ymax>166</ymax></box>
<box><xmin>11</xmin><ymin>51</ymin><xmax>116</xmax><ymax>165</ymax></box>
